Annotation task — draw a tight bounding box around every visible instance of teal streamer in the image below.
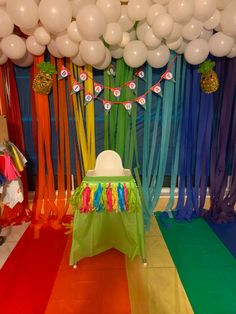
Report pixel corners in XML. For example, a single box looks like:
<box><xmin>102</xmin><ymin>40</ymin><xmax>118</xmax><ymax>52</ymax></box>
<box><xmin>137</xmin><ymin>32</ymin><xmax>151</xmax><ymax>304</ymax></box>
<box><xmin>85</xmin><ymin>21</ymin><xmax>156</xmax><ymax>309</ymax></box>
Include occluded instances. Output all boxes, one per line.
<box><xmin>93</xmin><ymin>183</ymin><xmax>103</xmax><ymax>209</ymax></box>
<box><xmin>164</xmin><ymin>56</ymin><xmax>186</xmax><ymax>215</ymax></box>
<box><xmin>118</xmin><ymin>183</ymin><xmax>125</xmax><ymax>211</ymax></box>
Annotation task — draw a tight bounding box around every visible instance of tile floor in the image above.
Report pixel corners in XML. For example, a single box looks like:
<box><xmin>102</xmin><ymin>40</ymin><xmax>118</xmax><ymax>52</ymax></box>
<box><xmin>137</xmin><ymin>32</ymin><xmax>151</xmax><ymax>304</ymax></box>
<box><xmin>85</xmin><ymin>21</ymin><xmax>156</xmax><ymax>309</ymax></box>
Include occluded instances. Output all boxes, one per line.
<box><xmin>0</xmin><ymin>222</ymin><xmax>29</xmax><ymax>269</ymax></box>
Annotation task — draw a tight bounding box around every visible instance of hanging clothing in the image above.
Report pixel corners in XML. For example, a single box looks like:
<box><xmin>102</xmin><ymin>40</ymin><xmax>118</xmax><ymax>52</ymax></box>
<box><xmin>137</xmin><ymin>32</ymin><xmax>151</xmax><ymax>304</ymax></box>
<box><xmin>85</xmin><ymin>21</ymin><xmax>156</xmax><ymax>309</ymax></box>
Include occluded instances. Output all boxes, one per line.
<box><xmin>0</xmin><ymin>178</ymin><xmax>24</xmax><ymax>208</ymax></box>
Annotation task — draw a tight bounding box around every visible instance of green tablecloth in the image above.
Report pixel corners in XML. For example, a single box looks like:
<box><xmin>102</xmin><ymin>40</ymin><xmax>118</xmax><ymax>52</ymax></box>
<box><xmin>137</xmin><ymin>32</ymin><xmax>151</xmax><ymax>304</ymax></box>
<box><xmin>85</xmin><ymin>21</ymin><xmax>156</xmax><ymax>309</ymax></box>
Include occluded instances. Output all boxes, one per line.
<box><xmin>70</xmin><ymin>176</ymin><xmax>145</xmax><ymax>265</ymax></box>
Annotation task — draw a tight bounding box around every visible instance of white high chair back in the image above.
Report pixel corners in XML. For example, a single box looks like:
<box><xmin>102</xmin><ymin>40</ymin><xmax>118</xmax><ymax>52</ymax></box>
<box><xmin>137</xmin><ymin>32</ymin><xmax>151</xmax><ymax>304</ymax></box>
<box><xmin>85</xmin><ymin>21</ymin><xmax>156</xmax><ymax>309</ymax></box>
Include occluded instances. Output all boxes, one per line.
<box><xmin>86</xmin><ymin>150</ymin><xmax>131</xmax><ymax>177</ymax></box>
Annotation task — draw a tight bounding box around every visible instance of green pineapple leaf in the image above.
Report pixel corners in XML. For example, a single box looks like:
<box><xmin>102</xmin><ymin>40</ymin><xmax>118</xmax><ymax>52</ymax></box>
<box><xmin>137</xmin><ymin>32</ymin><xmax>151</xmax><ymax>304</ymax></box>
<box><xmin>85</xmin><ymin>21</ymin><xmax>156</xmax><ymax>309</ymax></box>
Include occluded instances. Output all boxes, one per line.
<box><xmin>198</xmin><ymin>60</ymin><xmax>215</xmax><ymax>74</ymax></box>
<box><xmin>37</xmin><ymin>62</ymin><xmax>57</xmax><ymax>75</ymax></box>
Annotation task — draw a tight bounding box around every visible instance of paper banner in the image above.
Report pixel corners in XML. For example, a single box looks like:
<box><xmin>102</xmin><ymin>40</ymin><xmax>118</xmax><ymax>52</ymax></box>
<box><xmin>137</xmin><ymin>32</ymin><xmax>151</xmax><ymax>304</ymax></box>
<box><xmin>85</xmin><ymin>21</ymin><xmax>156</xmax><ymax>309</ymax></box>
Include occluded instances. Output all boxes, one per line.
<box><xmin>135</xmin><ymin>68</ymin><xmax>145</xmax><ymax>80</ymax></box>
<box><xmin>123</xmin><ymin>101</ymin><xmax>132</xmax><ymax>114</ymax></box>
<box><xmin>84</xmin><ymin>92</ymin><xmax>94</xmax><ymax>105</ymax></box>
<box><xmin>136</xmin><ymin>95</ymin><xmax>146</xmax><ymax>109</ymax></box>
<box><xmin>111</xmin><ymin>87</ymin><xmax>121</xmax><ymax>98</ymax></box>
<box><xmin>58</xmin><ymin>65</ymin><xmax>71</xmax><ymax>80</ymax></box>
<box><xmin>103</xmin><ymin>100</ymin><xmax>112</xmax><ymax>112</ymax></box>
<box><xmin>125</xmin><ymin>80</ymin><xmax>136</xmax><ymax>91</ymax></box>
<box><xmin>70</xmin><ymin>80</ymin><xmax>83</xmax><ymax>95</ymax></box>
<box><xmin>79</xmin><ymin>71</ymin><xmax>88</xmax><ymax>82</ymax></box>
<box><xmin>94</xmin><ymin>82</ymin><xmax>103</xmax><ymax>97</ymax></box>
<box><xmin>162</xmin><ymin>70</ymin><xmax>175</xmax><ymax>82</ymax></box>
<box><xmin>151</xmin><ymin>82</ymin><xmax>162</xmax><ymax>97</ymax></box>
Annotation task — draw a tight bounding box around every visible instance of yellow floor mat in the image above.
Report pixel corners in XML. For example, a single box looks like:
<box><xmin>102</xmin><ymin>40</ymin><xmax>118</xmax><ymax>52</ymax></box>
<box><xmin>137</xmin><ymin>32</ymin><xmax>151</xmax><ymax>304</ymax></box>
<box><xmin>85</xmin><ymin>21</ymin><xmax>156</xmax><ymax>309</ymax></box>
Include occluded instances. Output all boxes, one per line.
<box><xmin>126</xmin><ymin>215</ymin><xmax>193</xmax><ymax>314</ymax></box>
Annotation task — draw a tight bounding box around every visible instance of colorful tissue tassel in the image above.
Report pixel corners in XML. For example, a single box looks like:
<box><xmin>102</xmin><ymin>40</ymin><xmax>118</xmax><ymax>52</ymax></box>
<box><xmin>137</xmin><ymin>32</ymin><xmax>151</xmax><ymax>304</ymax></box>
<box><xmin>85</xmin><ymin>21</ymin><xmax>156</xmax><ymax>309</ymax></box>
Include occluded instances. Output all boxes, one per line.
<box><xmin>76</xmin><ymin>182</ymin><xmax>131</xmax><ymax>214</ymax></box>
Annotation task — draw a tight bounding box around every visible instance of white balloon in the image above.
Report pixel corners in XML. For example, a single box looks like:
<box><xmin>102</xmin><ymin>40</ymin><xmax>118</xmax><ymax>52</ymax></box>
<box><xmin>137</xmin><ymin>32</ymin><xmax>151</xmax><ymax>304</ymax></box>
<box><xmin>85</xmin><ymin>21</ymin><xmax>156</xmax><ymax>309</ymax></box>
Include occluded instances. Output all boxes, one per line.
<box><xmin>152</xmin><ymin>13</ymin><xmax>174</xmax><ymax>38</ymax></box>
<box><xmin>120</xmin><ymin>32</ymin><xmax>131</xmax><ymax>48</ymax></box>
<box><xmin>123</xmin><ymin>40</ymin><xmax>147</xmax><ymax>68</ymax></box>
<box><xmin>129</xmin><ymin>27</ymin><xmax>137</xmax><ymax>40</ymax></box>
<box><xmin>96</xmin><ymin>0</ymin><xmax>121</xmax><ymax>23</ymax></box>
<box><xmin>26</xmin><ymin>36</ymin><xmax>45</xmax><ymax>56</ymax></box>
<box><xmin>194</xmin><ymin>0</ymin><xmax>216</xmax><ymax>21</ymax></box>
<box><xmin>109</xmin><ymin>45</ymin><xmax>123</xmax><ymax>58</ymax></box>
<box><xmin>152</xmin><ymin>0</ymin><xmax>170</xmax><ymax>4</ymax></box>
<box><xmin>220</xmin><ymin>2</ymin><xmax>236</xmax><ymax>37</ymax></box>
<box><xmin>216</xmin><ymin>0</ymin><xmax>231</xmax><ymax>10</ymax></box>
<box><xmin>147</xmin><ymin>4</ymin><xmax>167</xmax><ymax>26</ymax></box>
<box><xmin>199</xmin><ymin>28</ymin><xmax>213</xmax><ymax>40</ymax></box>
<box><xmin>184</xmin><ymin>38</ymin><xmax>209</xmax><ymax>64</ymax></box>
<box><xmin>56</xmin><ymin>34</ymin><xmax>79</xmax><ymax>57</ymax></box>
<box><xmin>70</xmin><ymin>0</ymin><xmax>97</xmax><ymax>18</ymax></box>
<box><xmin>80</xmin><ymin>40</ymin><xmax>106</xmax><ymax>65</ymax></box>
<box><xmin>136</xmin><ymin>20</ymin><xmax>150</xmax><ymax>41</ymax></box>
<box><xmin>209</xmin><ymin>31</ymin><xmax>234</xmax><ymax>56</ymax></box>
<box><xmin>71</xmin><ymin>51</ymin><xmax>86</xmax><ymax>66</ymax></box>
<box><xmin>182</xmin><ymin>18</ymin><xmax>202</xmax><ymax>40</ymax></box>
<box><xmin>39</xmin><ymin>0</ymin><xmax>72</xmax><ymax>34</ymax></box>
<box><xmin>165</xmin><ymin>23</ymin><xmax>183</xmax><ymax>41</ymax></box>
<box><xmin>0</xmin><ymin>53</ymin><xmax>8</xmax><ymax>65</ymax></box>
<box><xmin>6</xmin><ymin>0</ymin><xmax>38</xmax><ymax>29</ymax></box>
<box><xmin>175</xmin><ymin>39</ymin><xmax>188</xmax><ymax>54</ymax></box>
<box><xmin>12</xmin><ymin>51</ymin><xmax>34</xmax><ymax>67</ymax></box>
<box><xmin>118</xmin><ymin>5</ymin><xmax>135</xmax><ymax>31</ymax></box>
<box><xmin>34</xmin><ymin>27</ymin><xmax>51</xmax><ymax>45</ymax></box>
<box><xmin>147</xmin><ymin>44</ymin><xmax>170</xmax><ymax>68</ymax></box>
<box><xmin>94</xmin><ymin>47</ymin><xmax>112</xmax><ymax>69</ymax></box>
<box><xmin>0</xmin><ymin>8</ymin><xmax>14</xmax><ymax>38</ymax></box>
<box><xmin>166</xmin><ymin>36</ymin><xmax>183</xmax><ymax>49</ymax></box>
<box><xmin>47</xmin><ymin>39</ymin><xmax>63</xmax><ymax>58</ymax></box>
<box><xmin>76</xmin><ymin>4</ymin><xmax>106</xmax><ymax>40</ymax></box>
<box><xmin>168</xmin><ymin>0</ymin><xmax>194</xmax><ymax>23</ymax></box>
<box><xmin>127</xmin><ymin>0</ymin><xmax>150</xmax><ymax>21</ymax></box>
<box><xmin>204</xmin><ymin>9</ymin><xmax>221</xmax><ymax>30</ymax></box>
<box><xmin>103</xmin><ymin>23</ymin><xmax>123</xmax><ymax>45</ymax></box>
<box><xmin>227</xmin><ymin>44</ymin><xmax>236</xmax><ymax>58</ymax></box>
<box><xmin>20</xmin><ymin>25</ymin><xmax>38</xmax><ymax>36</ymax></box>
<box><xmin>1</xmin><ymin>35</ymin><xmax>26</xmax><ymax>60</ymax></box>
<box><xmin>67</xmin><ymin>21</ymin><xmax>82</xmax><ymax>43</ymax></box>
<box><xmin>144</xmin><ymin>29</ymin><xmax>161</xmax><ymax>48</ymax></box>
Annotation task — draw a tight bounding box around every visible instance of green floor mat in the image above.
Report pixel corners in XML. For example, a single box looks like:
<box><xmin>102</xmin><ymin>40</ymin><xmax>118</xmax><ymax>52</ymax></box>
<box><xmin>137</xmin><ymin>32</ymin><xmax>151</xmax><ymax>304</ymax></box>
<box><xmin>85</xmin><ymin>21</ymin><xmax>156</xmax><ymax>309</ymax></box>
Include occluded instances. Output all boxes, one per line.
<box><xmin>155</xmin><ymin>213</ymin><xmax>236</xmax><ymax>314</ymax></box>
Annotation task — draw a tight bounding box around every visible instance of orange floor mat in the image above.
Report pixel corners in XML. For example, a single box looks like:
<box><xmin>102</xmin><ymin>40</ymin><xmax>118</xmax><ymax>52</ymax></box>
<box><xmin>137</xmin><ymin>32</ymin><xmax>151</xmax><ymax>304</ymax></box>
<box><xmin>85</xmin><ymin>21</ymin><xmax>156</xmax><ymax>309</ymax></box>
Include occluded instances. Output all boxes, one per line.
<box><xmin>45</xmin><ymin>238</ymin><xmax>131</xmax><ymax>314</ymax></box>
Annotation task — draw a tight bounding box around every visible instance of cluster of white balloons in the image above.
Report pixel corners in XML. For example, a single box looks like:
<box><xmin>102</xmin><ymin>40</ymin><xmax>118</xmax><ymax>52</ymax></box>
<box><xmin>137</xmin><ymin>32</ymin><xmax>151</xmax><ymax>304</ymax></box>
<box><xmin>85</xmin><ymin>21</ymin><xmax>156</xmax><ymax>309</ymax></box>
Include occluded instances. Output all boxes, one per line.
<box><xmin>0</xmin><ymin>0</ymin><xmax>235</xmax><ymax>69</ymax></box>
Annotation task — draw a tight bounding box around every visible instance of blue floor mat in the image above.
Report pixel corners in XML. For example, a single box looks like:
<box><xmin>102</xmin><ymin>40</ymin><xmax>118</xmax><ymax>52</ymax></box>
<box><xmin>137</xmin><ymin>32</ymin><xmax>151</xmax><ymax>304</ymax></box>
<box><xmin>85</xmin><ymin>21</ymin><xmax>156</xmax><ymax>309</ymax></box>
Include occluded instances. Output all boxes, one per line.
<box><xmin>206</xmin><ymin>218</ymin><xmax>236</xmax><ymax>259</ymax></box>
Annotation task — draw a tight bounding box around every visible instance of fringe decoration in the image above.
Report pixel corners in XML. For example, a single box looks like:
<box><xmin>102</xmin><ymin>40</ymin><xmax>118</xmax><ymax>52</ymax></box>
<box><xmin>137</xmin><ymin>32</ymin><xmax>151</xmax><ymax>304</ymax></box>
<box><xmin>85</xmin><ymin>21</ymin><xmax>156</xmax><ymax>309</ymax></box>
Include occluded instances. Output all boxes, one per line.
<box><xmin>70</xmin><ymin>178</ymin><xmax>141</xmax><ymax>214</ymax></box>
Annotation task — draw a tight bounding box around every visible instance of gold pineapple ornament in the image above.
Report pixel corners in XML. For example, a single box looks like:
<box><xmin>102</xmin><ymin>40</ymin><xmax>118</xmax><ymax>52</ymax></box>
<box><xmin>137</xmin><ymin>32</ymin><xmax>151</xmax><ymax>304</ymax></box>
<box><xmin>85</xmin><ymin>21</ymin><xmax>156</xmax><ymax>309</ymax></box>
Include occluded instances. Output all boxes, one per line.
<box><xmin>32</xmin><ymin>62</ymin><xmax>57</xmax><ymax>95</ymax></box>
<box><xmin>198</xmin><ymin>60</ymin><xmax>219</xmax><ymax>94</ymax></box>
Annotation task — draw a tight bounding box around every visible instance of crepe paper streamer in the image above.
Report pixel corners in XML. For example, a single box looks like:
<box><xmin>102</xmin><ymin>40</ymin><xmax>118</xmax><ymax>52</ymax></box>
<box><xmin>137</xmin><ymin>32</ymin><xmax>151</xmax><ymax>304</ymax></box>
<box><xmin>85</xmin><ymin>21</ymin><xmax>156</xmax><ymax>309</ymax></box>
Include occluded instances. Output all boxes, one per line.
<box><xmin>69</xmin><ymin>63</ymin><xmax>89</xmax><ymax>176</ymax></box>
<box><xmin>84</xmin><ymin>65</ymin><xmax>96</xmax><ymax>171</ymax></box>
<box><xmin>164</xmin><ymin>56</ymin><xmax>186</xmax><ymax>215</ymax></box>
<box><xmin>106</xmin><ymin>183</ymin><xmax>113</xmax><ymax>212</ymax></box>
<box><xmin>123</xmin><ymin>183</ymin><xmax>128</xmax><ymax>211</ymax></box>
<box><xmin>112</xmin><ymin>184</ymin><xmax>118</xmax><ymax>210</ymax></box>
<box><xmin>80</xmin><ymin>184</ymin><xmax>91</xmax><ymax>213</ymax></box>
<box><xmin>0</xmin><ymin>62</ymin><xmax>30</xmax><ymax>224</ymax></box>
<box><xmin>93</xmin><ymin>183</ymin><xmax>103</xmax><ymax>210</ymax></box>
<box><xmin>104</xmin><ymin>70</ymin><xmax>110</xmax><ymax>149</ymax></box>
<box><xmin>205</xmin><ymin>58</ymin><xmax>236</xmax><ymax>223</ymax></box>
<box><xmin>118</xmin><ymin>183</ymin><xmax>125</xmax><ymax>212</ymax></box>
<box><xmin>31</xmin><ymin>56</ymin><xmax>58</xmax><ymax>237</ymax></box>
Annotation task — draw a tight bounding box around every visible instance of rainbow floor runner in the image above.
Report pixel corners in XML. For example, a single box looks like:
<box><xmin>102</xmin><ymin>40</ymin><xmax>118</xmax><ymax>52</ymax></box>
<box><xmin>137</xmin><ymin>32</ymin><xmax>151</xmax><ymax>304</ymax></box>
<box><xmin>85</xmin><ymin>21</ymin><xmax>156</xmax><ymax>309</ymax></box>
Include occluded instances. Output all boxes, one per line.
<box><xmin>156</xmin><ymin>212</ymin><xmax>236</xmax><ymax>314</ymax></box>
<box><xmin>2</xmin><ymin>214</ymin><xmax>236</xmax><ymax>313</ymax></box>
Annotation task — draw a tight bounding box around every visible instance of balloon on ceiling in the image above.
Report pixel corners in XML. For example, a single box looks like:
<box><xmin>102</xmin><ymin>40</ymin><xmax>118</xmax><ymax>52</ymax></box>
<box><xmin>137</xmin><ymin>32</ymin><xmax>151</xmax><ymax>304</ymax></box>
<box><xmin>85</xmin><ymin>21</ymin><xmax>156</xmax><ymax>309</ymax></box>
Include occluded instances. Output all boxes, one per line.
<box><xmin>0</xmin><ymin>0</ymin><xmax>235</xmax><ymax>68</ymax></box>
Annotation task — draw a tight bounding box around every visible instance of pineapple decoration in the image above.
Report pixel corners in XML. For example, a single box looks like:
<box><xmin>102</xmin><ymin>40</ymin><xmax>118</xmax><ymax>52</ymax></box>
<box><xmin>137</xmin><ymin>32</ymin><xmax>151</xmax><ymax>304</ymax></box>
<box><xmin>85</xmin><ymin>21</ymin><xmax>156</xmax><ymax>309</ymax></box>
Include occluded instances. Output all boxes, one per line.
<box><xmin>198</xmin><ymin>60</ymin><xmax>219</xmax><ymax>94</ymax></box>
<box><xmin>32</xmin><ymin>62</ymin><xmax>57</xmax><ymax>95</ymax></box>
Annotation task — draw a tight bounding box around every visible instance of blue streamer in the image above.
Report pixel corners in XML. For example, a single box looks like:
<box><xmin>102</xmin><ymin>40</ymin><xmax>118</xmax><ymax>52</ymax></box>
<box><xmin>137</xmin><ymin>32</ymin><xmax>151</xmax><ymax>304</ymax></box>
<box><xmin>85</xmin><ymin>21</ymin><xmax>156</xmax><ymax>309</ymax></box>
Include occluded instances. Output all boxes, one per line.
<box><xmin>117</xmin><ymin>183</ymin><xmax>125</xmax><ymax>212</ymax></box>
<box><xmin>93</xmin><ymin>183</ymin><xmax>104</xmax><ymax>212</ymax></box>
